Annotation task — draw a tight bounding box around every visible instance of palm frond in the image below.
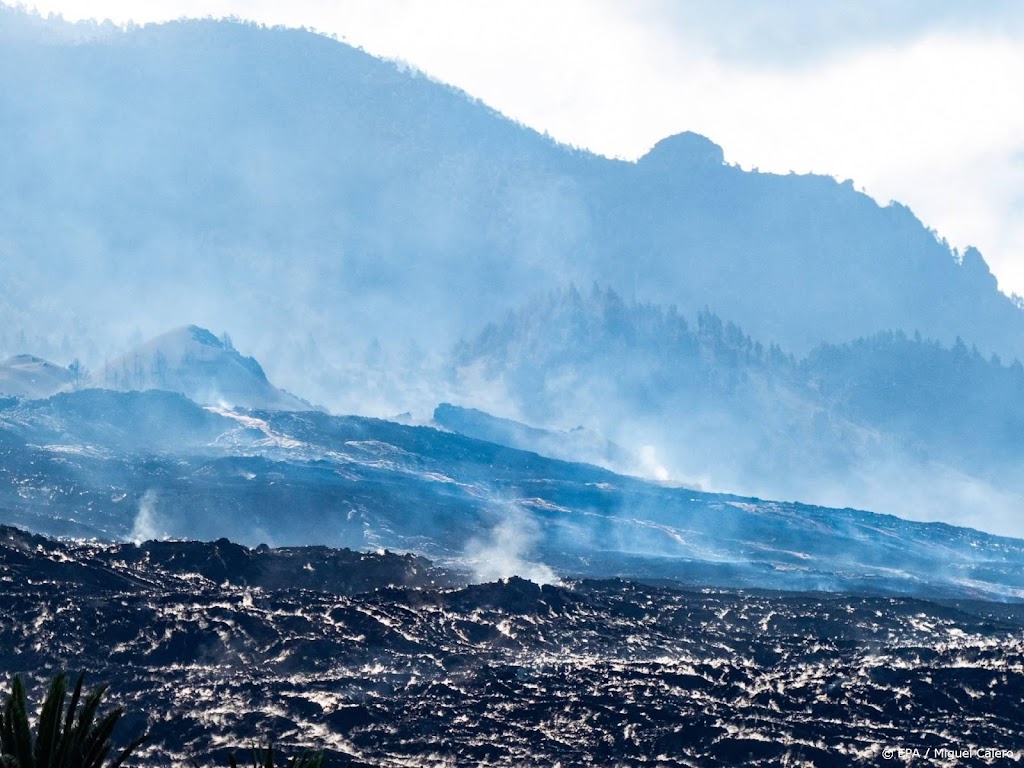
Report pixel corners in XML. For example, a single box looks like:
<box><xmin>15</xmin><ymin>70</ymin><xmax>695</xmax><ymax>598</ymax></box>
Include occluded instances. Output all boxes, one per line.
<box><xmin>0</xmin><ymin>674</ymin><xmax>147</xmax><ymax>768</ymax></box>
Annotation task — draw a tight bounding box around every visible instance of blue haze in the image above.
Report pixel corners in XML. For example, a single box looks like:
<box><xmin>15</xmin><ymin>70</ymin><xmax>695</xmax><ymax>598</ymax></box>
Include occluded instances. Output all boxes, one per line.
<box><xmin>0</xmin><ymin>7</ymin><xmax>1022</xmax><ymax>536</ymax></box>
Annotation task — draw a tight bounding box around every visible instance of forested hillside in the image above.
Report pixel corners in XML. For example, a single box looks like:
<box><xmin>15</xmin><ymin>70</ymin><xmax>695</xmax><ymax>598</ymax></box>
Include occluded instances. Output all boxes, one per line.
<box><xmin>1</xmin><ymin>7</ymin><xmax>1022</xmax><ymax>415</ymax></box>
<box><xmin>452</xmin><ymin>286</ymin><xmax>1024</xmax><ymax>534</ymax></box>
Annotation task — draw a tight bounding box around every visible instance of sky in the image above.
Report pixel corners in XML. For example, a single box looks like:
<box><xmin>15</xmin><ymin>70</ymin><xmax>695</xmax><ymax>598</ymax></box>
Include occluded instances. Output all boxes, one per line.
<box><xmin>17</xmin><ymin>0</ymin><xmax>1024</xmax><ymax>297</ymax></box>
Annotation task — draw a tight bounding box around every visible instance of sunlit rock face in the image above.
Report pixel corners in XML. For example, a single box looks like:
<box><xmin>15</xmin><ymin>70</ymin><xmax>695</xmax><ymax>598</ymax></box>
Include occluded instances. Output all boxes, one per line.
<box><xmin>0</xmin><ymin>355</ymin><xmax>74</xmax><ymax>399</ymax></box>
<box><xmin>637</xmin><ymin>131</ymin><xmax>727</xmax><ymax>173</ymax></box>
<box><xmin>2</xmin><ymin>526</ymin><xmax>1023</xmax><ymax>767</ymax></box>
<box><xmin>102</xmin><ymin>325</ymin><xmax>312</xmax><ymax>411</ymax></box>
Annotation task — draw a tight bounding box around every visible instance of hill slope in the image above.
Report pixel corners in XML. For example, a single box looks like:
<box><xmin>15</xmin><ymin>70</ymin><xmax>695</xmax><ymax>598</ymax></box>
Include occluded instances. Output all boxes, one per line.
<box><xmin>1</xmin><ymin>389</ymin><xmax>1023</xmax><ymax>599</ymax></box>
<box><xmin>451</xmin><ymin>286</ymin><xmax>1024</xmax><ymax>535</ymax></box>
<box><xmin>0</xmin><ymin>8</ymin><xmax>1022</xmax><ymax>413</ymax></box>
<box><xmin>102</xmin><ymin>325</ymin><xmax>311</xmax><ymax>410</ymax></box>
<box><xmin>0</xmin><ymin>354</ymin><xmax>75</xmax><ymax>398</ymax></box>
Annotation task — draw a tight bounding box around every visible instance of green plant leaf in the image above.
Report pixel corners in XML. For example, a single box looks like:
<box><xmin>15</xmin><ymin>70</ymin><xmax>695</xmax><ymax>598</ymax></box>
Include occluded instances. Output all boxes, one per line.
<box><xmin>33</xmin><ymin>674</ymin><xmax>68</xmax><ymax>768</ymax></box>
<box><xmin>5</xmin><ymin>677</ymin><xmax>34</xmax><ymax>768</ymax></box>
<box><xmin>0</xmin><ymin>674</ymin><xmax>146</xmax><ymax>768</ymax></box>
<box><xmin>54</xmin><ymin>676</ymin><xmax>83</xmax><ymax>768</ymax></box>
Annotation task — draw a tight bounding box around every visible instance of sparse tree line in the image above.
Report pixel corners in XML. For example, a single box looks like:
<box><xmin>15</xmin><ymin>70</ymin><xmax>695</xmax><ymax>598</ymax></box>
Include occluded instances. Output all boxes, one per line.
<box><xmin>458</xmin><ymin>285</ymin><xmax>1024</xmax><ymax>470</ymax></box>
<box><xmin>1</xmin><ymin>673</ymin><xmax>325</xmax><ymax>768</ymax></box>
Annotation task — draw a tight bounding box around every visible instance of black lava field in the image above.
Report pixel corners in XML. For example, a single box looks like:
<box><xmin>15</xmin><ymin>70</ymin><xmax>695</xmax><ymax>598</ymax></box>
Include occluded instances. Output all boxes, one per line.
<box><xmin>3</xmin><ymin>526</ymin><xmax>1022</xmax><ymax>767</ymax></box>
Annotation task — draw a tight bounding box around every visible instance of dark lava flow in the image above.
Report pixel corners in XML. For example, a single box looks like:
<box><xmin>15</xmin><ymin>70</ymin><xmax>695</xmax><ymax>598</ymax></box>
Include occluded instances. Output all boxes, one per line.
<box><xmin>2</xmin><ymin>526</ymin><xmax>1023</xmax><ymax>767</ymax></box>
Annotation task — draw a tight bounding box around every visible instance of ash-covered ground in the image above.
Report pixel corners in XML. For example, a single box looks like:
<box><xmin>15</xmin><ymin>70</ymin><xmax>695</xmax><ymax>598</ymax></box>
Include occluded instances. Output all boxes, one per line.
<box><xmin>2</xmin><ymin>525</ymin><xmax>1023</xmax><ymax>767</ymax></box>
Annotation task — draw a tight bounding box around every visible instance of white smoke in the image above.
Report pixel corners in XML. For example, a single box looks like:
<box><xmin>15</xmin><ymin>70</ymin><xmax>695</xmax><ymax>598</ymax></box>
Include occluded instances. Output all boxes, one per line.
<box><xmin>129</xmin><ymin>489</ymin><xmax>164</xmax><ymax>544</ymax></box>
<box><xmin>464</xmin><ymin>506</ymin><xmax>559</xmax><ymax>585</ymax></box>
<box><xmin>636</xmin><ymin>444</ymin><xmax>671</xmax><ymax>483</ymax></box>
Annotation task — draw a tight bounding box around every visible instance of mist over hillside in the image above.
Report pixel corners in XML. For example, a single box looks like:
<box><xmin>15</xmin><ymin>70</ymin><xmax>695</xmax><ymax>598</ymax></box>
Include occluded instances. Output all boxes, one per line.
<box><xmin>450</xmin><ymin>286</ymin><xmax>1024</xmax><ymax>536</ymax></box>
<box><xmin>102</xmin><ymin>325</ymin><xmax>312</xmax><ymax>410</ymax></box>
<box><xmin>3</xmin><ymin>387</ymin><xmax>1024</xmax><ymax>601</ymax></box>
<box><xmin>0</xmin><ymin>354</ymin><xmax>75</xmax><ymax>399</ymax></box>
<box><xmin>4</xmin><ymin>8</ymin><xmax>1024</xmax><ymax>765</ymax></box>
<box><xmin>1</xmin><ymin>6</ymin><xmax>1023</xmax><ymax>420</ymax></box>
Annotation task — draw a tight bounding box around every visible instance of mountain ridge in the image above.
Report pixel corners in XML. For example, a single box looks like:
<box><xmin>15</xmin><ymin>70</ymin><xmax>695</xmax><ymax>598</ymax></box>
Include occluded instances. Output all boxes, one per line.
<box><xmin>101</xmin><ymin>324</ymin><xmax>312</xmax><ymax>410</ymax></box>
<box><xmin>0</xmin><ymin>8</ymin><xmax>1021</xmax><ymax>416</ymax></box>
